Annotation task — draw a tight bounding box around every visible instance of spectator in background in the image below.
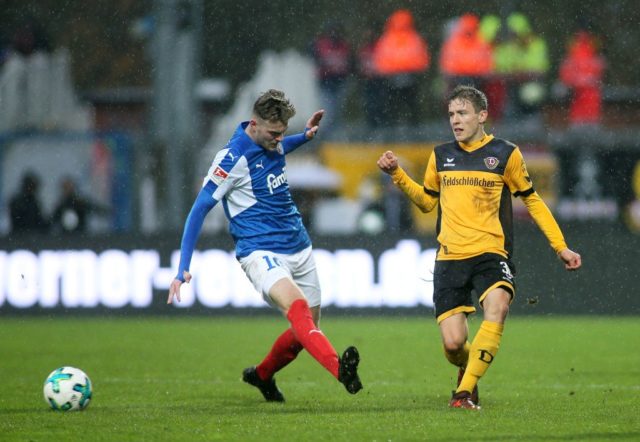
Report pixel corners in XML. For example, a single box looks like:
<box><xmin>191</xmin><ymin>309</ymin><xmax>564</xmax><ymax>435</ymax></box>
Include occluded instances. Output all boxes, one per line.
<box><xmin>494</xmin><ymin>13</ymin><xmax>549</xmax><ymax>120</ymax></box>
<box><xmin>373</xmin><ymin>9</ymin><xmax>430</xmax><ymax>126</ymax></box>
<box><xmin>478</xmin><ymin>14</ymin><xmax>501</xmax><ymax>44</ymax></box>
<box><xmin>51</xmin><ymin>176</ymin><xmax>110</xmax><ymax>234</ymax></box>
<box><xmin>439</xmin><ymin>13</ymin><xmax>494</xmax><ymax>96</ymax></box>
<box><xmin>357</xmin><ymin>26</ymin><xmax>384</xmax><ymax>129</ymax></box>
<box><xmin>9</xmin><ymin>171</ymin><xmax>49</xmax><ymax>234</ymax></box>
<box><xmin>310</xmin><ymin>21</ymin><xmax>352</xmax><ymax>130</ymax></box>
<box><xmin>557</xmin><ymin>26</ymin><xmax>607</xmax><ymax>207</ymax></box>
<box><xmin>478</xmin><ymin>14</ymin><xmax>508</xmax><ymax>121</ymax></box>
<box><xmin>559</xmin><ymin>28</ymin><xmax>606</xmax><ymax>126</ymax></box>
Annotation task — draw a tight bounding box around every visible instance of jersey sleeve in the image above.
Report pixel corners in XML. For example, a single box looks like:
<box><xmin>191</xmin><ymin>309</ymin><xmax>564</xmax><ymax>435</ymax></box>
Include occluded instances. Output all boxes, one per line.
<box><xmin>506</xmin><ymin>148</ymin><xmax>568</xmax><ymax>253</ymax></box>
<box><xmin>281</xmin><ymin>132</ymin><xmax>308</xmax><ymax>154</ymax></box>
<box><xmin>204</xmin><ymin>147</ymin><xmax>244</xmax><ymax>201</ymax></box>
<box><xmin>521</xmin><ymin>192</ymin><xmax>568</xmax><ymax>253</ymax></box>
<box><xmin>422</xmin><ymin>152</ymin><xmax>440</xmax><ymax>196</ymax></box>
<box><xmin>175</xmin><ymin>181</ymin><xmax>218</xmax><ymax>281</ymax></box>
<box><xmin>390</xmin><ymin>153</ymin><xmax>439</xmax><ymax>213</ymax></box>
<box><xmin>175</xmin><ymin>147</ymin><xmax>246</xmax><ymax>281</ymax></box>
<box><xmin>503</xmin><ymin>147</ymin><xmax>535</xmax><ymax>197</ymax></box>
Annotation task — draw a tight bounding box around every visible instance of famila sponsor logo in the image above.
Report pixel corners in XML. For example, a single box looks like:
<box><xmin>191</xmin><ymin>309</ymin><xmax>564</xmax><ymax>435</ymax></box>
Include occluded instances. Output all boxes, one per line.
<box><xmin>267</xmin><ymin>167</ymin><xmax>287</xmax><ymax>194</ymax></box>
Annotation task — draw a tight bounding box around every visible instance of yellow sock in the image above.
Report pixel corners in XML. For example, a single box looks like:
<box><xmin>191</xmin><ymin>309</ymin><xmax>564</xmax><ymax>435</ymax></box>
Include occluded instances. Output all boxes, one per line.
<box><xmin>457</xmin><ymin>321</ymin><xmax>504</xmax><ymax>394</ymax></box>
<box><xmin>444</xmin><ymin>341</ymin><xmax>470</xmax><ymax>368</ymax></box>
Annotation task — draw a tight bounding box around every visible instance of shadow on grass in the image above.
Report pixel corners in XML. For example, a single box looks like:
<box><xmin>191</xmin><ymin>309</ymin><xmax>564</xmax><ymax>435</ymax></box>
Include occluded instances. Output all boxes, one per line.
<box><xmin>0</xmin><ymin>397</ymin><xmax>434</xmax><ymax>417</ymax></box>
<box><xmin>0</xmin><ymin>407</ymin><xmax>53</xmax><ymax>415</ymax></box>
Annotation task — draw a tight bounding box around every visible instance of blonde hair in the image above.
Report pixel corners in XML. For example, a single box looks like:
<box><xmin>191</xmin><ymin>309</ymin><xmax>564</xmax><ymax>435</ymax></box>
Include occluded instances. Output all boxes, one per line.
<box><xmin>448</xmin><ymin>85</ymin><xmax>488</xmax><ymax>113</ymax></box>
<box><xmin>253</xmin><ymin>89</ymin><xmax>296</xmax><ymax>123</ymax></box>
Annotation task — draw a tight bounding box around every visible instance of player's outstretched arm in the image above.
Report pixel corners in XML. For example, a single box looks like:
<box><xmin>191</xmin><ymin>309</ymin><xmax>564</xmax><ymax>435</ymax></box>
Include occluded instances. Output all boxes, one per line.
<box><xmin>166</xmin><ymin>184</ymin><xmax>217</xmax><ymax>305</ymax></box>
<box><xmin>377</xmin><ymin>150</ymin><xmax>438</xmax><ymax>213</ymax></box>
<box><xmin>558</xmin><ymin>248</ymin><xmax>581</xmax><ymax>271</ymax></box>
<box><xmin>304</xmin><ymin>110</ymin><xmax>324</xmax><ymax>140</ymax></box>
<box><xmin>167</xmin><ymin>271</ymin><xmax>192</xmax><ymax>304</ymax></box>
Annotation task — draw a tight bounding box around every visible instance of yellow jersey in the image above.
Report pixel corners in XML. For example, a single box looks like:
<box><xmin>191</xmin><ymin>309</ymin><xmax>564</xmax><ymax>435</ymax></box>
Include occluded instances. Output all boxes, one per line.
<box><xmin>391</xmin><ymin>134</ymin><xmax>567</xmax><ymax>260</ymax></box>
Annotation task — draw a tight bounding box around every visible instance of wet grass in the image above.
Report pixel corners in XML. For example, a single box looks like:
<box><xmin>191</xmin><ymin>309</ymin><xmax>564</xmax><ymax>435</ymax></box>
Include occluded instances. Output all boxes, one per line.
<box><xmin>1</xmin><ymin>315</ymin><xmax>638</xmax><ymax>441</ymax></box>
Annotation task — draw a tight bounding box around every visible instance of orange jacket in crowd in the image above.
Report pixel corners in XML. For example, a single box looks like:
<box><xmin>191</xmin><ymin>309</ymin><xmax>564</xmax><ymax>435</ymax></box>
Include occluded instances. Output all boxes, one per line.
<box><xmin>439</xmin><ymin>13</ymin><xmax>494</xmax><ymax>77</ymax></box>
<box><xmin>373</xmin><ymin>9</ymin><xmax>430</xmax><ymax>75</ymax></box>
<box><xmin>559</xmin><ymin>31</ymin><xmax>605</xmax><ymax>124</ymax></box>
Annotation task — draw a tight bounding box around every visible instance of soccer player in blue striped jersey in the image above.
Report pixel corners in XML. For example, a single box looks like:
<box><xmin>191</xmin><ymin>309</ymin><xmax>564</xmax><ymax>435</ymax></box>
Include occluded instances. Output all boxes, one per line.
<box><xmin>167</xmin><ymin>89</ymin><xmax>362</xmax><ymax>401</ymax></box>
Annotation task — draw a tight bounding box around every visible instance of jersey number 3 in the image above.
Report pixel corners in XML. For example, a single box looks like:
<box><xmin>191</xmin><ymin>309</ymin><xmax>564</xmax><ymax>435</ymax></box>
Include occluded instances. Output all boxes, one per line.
<box><xmin>500</xmin><ymin>261</ymin><xmax>514</xmax><ymax>281</ymax></box>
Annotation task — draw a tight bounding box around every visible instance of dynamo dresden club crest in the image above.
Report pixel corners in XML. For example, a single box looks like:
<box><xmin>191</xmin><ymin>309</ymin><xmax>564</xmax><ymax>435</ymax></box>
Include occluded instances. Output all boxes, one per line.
<box><xmin>484</xmin><ymin>156</ymin><xmax>499</xmax><ymax>170</ymax></box>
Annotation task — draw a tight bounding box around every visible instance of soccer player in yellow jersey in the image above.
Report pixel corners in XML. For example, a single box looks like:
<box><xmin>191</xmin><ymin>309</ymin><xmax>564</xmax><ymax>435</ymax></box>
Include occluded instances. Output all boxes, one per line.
<box><xmin>377</xmin><ymin>85</ymin><xmax>582</xmax><ymax>410</ymax></box>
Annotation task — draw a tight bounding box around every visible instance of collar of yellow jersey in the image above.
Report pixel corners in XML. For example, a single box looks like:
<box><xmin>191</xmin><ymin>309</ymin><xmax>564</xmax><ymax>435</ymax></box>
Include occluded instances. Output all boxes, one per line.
<box><xmin>458</xmin><ymin>133</ymin><xmax>494</xmax><ymax>152</ymax></box>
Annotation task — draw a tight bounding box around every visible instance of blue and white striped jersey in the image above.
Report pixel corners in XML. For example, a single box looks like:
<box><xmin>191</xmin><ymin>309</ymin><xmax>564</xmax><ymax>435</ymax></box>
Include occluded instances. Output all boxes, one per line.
<box><xmin>175</xmin><ymin>122</ymin><xmax>311</xmax><ymax>281</ymax></box>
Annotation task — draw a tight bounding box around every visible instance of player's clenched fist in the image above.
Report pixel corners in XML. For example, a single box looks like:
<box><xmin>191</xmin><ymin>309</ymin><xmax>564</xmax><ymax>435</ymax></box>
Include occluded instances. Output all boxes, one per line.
<box><xmin>377</xmin><ymin>150</ymin><xmax>398</xmax><ymax>174</ymax></box>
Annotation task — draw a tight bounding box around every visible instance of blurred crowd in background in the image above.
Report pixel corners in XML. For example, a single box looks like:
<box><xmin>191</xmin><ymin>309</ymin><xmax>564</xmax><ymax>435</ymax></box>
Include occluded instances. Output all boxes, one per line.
<box><xmin>1</xmin><ymin>1</ymin><xmax>639</xmax><ymax>238</ymax></box>
<box><xmin>310</xmin><ymin>9</ymin><xmax>605</xmax><ymax>130</ymax></box>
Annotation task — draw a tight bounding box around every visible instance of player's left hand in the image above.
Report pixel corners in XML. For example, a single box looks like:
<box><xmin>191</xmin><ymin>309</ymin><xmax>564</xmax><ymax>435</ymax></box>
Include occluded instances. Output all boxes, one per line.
<box><xmin>558</xmin><ymin>248</ymin><xmax>581</xmax><ymax>271</ymax></box>
<box><xmin>167</xmin><ymin>271</ymin><xmax>192</xmax><ymax>304</ymax></box>
<box><xmin>305</xmin><ymin>110</ymin><xmax>324</xmax><ymax>140</ymax></box>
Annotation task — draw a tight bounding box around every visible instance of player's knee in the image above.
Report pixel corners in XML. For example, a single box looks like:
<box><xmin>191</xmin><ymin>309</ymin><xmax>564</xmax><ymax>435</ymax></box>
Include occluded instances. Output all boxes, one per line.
<box><xmin>443</xmin><ymin>337</ymin><xmax>466</xmax><ymax>353</ymax></box>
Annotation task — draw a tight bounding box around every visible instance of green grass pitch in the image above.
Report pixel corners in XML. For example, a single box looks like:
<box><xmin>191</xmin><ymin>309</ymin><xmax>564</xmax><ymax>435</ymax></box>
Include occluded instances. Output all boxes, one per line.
<box><xmin>1</xmin><ymin>315</ymin><xmax>638</xmax><ymax>441</ymax></box>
